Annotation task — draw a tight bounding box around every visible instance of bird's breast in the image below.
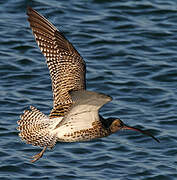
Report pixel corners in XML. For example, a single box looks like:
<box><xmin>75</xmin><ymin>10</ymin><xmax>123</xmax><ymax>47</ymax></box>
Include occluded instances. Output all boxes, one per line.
<box><xmin>56</xmin><ymin>120</ymin><xmax>111</xmax><ymax>142</ymax></box>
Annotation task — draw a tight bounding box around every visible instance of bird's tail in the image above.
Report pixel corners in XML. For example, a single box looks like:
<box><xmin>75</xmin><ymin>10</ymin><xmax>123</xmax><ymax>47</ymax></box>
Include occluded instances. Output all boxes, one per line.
<box><xmin>17</xmin><ymin>106</ymin><xmax>57</xmax><ymax>148</ymax></box>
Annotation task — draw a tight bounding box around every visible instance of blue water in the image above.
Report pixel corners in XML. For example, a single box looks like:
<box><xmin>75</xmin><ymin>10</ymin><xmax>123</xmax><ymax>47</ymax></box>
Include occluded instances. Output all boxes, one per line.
<box><xmin>1</xmin><ymin>0</ymin><xmax>177</xmax><ymax>179</ymax></box>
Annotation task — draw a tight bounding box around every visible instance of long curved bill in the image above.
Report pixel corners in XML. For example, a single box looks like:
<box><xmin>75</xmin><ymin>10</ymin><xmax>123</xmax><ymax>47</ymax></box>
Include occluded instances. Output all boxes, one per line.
<box><xmin>122</xmin><ymin>125</ymin><xmax>160</xmax><ymax>143</ymax></box>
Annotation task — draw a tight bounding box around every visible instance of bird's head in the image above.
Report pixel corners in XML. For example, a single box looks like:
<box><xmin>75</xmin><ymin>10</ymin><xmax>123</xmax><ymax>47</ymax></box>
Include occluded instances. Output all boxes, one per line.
<box><xmin>109</xmin><ymin>118</ymin><xmax>159</xmax><ymax>143</ymax></box>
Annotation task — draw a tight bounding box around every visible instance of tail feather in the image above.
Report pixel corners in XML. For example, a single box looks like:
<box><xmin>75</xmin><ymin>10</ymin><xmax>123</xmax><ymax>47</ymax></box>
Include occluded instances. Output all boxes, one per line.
<box><xmin>17</xmin><ymin>106</ymin><xmax>57</xmax><ymax>148</ymax></box>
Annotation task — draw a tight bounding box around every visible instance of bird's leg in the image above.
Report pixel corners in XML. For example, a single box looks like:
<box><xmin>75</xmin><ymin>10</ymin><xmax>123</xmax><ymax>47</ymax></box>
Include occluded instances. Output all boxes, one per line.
<box><xmin>30</xmin><ymin>146</ymin><xmax>47</xmax><ymax>163</ymax></box>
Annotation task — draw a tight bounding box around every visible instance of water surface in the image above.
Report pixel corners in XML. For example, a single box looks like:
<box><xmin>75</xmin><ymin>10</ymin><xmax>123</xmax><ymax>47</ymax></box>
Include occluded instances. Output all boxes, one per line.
<box><xmin>0</xmin><ymin>0</ymin><xmax>177</xmax><ymax>179</ymax></box>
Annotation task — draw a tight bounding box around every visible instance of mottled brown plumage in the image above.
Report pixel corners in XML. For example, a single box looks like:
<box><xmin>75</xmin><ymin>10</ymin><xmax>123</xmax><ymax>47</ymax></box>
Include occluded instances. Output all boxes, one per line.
<box><xmin>27</xmin><ymin>7</ymin><xmax>86</xmax><ymax>118</ymax></box>
<box><xmin>17</xmin><ymin>106</ymin><xmax>57</xmax><ymax>148</ymax></box>
<box><xmin>17</xmin><ymin>7</ymin><xmax>159</xmax><ymax>163</ymax></box>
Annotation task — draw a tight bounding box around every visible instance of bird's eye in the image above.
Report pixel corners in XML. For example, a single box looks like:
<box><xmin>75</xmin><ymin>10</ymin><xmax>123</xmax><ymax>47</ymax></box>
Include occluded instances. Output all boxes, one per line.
<box><xmin>117</xmin><ymin>125</ymin><xmax>123</xmax><ymax>128</ymax></box>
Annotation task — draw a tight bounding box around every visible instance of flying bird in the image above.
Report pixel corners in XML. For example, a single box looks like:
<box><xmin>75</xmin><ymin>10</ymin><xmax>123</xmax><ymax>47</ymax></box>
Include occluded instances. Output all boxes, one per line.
<box><xmin>17</xmin><ymin>7</ymin><xmax>159</xmax><ymax>163</ymax></box>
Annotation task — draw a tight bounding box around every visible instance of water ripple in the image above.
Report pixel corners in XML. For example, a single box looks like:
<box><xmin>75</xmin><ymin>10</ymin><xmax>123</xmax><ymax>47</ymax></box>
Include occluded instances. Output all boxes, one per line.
<box><xmin>0</xmin><ymin>0</ymin><xmax>177</xmax><ymax>179</ymax></box>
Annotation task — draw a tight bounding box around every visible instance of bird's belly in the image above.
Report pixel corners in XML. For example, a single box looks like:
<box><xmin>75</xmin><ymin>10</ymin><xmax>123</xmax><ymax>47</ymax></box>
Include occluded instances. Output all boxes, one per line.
<box><xmin>57</xmin><ymin>133</ymin><xmax>97</xmax><ymax>142</ymax></box>
<box><xmin>56</xmin><ymin>127</ymin><xmax>110</xmax><ymax>142</ymax></box>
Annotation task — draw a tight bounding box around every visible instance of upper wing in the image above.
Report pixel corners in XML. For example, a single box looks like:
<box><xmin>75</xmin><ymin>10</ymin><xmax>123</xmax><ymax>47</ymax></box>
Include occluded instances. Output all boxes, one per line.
<box><xmin>55</xmin><ymin>90</ymin><xmax>112</xmax><ymax>132</ymax></box>
<box><xmin>27</xmin><ymin>7</ymin><xmax>86</xmax><ymax>118</ymax></box>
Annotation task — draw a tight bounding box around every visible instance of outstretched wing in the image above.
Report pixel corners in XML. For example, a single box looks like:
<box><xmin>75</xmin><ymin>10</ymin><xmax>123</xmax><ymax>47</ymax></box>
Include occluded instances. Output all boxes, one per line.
<box><xmin>55</xmin><ymin>90</ymin><xmax>112</xmax><ymax>135</ymax></box>
<box><xmin>27</xmin><ymin>7</ymin><xmax>86</xmax><ymax>118</ymax></box>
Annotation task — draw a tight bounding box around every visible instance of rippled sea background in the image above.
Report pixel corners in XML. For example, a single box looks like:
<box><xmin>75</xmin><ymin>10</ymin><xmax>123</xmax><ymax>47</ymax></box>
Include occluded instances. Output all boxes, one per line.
<box><xmin>1</xmin><ymin>0</ymin><xmax>177</xmax><ymax>179</ymax></box>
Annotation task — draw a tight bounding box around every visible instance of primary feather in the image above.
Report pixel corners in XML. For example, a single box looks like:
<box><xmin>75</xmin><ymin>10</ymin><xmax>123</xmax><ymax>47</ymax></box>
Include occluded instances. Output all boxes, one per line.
<box><xmin>27</xmin><ymin>7</ymin><xmax>86</xmax><ymax>118</ymax></box>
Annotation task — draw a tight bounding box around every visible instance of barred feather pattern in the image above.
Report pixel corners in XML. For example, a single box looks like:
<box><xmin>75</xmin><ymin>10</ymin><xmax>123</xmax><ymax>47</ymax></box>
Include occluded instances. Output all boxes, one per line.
<box><xmin>17</xmin><ymin>106</ymin><xmax>57</xmax><ymax>148</ymax></box>
<box><xmin>27</xmin><ymin>7</ymin><xmax>86</xmax><ymax>118</ymax></box>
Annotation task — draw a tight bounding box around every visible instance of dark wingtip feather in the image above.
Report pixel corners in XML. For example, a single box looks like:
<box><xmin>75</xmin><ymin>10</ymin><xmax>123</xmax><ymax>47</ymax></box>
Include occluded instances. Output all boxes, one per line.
<box><xmin>27</xmin><ymin>6</ymin><xmax>33</xmax><ymax>15</ymax></box>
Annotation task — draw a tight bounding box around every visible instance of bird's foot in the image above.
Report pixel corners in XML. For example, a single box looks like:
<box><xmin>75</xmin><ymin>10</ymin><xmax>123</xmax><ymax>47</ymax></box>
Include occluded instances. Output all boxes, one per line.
<box><xmin>30</xmin><ymin>153</ymin><xmax>43</xmax><ymax>163</ymax></box>
<box><xmin>30</xmin><ymin>146</ymin><xmax>47</xmax><ymax>163</ymax></box>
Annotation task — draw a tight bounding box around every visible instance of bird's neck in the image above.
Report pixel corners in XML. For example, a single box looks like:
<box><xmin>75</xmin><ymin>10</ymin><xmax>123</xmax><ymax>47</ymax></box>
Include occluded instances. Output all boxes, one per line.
<box><xmin>99</xmin><ymin>115</ymin><xmax>115</xmax><ymax>131</ymax></box>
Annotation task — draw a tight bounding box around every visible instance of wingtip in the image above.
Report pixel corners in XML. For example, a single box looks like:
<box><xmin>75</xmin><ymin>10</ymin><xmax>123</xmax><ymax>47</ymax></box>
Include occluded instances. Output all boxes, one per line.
<box><xmin>27</xmin><ymin>6</ymin><xmax>32</xmax><ymax>15</ymax></box>
<box><xmin>27</xmin><ymin>6</ymin><xmax>32</xmax><ymax>11</ymax></box>
<box><xmin>27</xmin><ymin>7</ymin><xmax>38</xmax><ymax>17</ymax></box>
